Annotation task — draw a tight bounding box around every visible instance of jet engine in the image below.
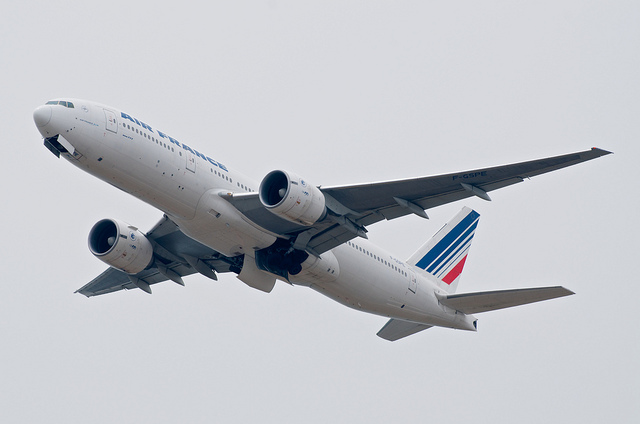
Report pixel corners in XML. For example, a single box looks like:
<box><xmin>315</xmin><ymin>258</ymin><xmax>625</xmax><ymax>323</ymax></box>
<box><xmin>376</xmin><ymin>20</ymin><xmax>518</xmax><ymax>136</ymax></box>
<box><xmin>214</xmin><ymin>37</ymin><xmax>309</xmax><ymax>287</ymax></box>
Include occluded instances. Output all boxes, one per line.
<box><xmin>88</xmin><ymin>219</ymin><xmax>154</xmax><ymax>275</ymax></box>
<box><xmin>259</xmin><ymin>170</ymin><xmax>326</xmax><ymax>226</ymax></box>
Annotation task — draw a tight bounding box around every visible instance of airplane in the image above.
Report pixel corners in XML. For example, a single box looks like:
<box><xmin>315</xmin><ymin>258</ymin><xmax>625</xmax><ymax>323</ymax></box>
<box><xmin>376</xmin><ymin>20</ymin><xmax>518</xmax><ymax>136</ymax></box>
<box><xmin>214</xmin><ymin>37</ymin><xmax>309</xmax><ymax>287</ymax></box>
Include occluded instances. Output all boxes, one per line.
<box><xmin>33</xmin><ymin>98</ymin><xmax>611</xmax><ymax>341</ymax></box>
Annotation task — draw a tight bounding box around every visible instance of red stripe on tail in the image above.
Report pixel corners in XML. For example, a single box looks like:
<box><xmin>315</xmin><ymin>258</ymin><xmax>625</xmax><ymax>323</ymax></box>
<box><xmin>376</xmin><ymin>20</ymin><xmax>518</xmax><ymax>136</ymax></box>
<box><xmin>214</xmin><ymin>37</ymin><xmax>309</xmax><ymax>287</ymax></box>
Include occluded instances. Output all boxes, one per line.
<box><xmin>442</xmin><ymin>255</ymin><xmax>467</xmax><ymax>285</ymax></box>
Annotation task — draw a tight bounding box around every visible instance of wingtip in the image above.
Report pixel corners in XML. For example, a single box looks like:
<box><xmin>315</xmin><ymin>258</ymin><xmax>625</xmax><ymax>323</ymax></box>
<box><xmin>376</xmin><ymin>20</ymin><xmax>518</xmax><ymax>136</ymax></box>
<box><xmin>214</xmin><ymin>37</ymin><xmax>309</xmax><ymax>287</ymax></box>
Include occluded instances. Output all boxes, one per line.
<box><xmin>74</xmin><ymin>289</ymin><xmax>92</xmax><ymax>298</ymax></box>
<box><xmin>591</xmin><ymin>147</ymin><xmax>613</xmax><ymax>156</ymax></box>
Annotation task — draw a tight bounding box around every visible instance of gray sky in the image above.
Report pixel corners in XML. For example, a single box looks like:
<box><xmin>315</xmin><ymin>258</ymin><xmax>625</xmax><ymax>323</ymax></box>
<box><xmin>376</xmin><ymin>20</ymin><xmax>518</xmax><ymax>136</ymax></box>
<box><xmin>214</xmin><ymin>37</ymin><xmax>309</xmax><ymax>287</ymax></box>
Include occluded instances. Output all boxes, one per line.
<box><xmin>1</xmin><ymin>1</ymin><xmax>637</xmax><ymax>423</ymax></box>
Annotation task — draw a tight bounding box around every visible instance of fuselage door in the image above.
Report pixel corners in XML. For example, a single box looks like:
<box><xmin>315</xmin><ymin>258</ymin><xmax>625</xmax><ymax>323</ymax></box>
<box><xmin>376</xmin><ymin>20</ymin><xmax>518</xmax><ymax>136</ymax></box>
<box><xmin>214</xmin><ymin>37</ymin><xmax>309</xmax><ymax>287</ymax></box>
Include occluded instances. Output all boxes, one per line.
<box><xmin>104</xmin><ymin>109</ymin><xmax>118</xmax><ymax>133</ymax></box>
<box><xmin>409</xmin><ymin>270</ymin><xmax>418</xmax><ymax>294</ymax></box>
<box><xmin>186</xmin><ymin>151</ymin><xmax>196</xmax><ymax>173</ymax></box>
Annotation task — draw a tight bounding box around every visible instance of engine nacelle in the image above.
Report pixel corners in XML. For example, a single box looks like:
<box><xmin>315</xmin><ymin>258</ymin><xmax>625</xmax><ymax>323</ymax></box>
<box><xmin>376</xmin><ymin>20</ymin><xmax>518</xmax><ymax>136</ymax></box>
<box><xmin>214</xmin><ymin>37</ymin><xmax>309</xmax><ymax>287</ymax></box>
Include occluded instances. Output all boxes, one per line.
<box><xmin>259</xmin><ymin>170</ymin><xmax>326</xmax><ymax>226</ymax></box>
<box><xmin>88</xmin><ymin>219</ymin><xmax>154</xmax><ymax>275</ymax></box>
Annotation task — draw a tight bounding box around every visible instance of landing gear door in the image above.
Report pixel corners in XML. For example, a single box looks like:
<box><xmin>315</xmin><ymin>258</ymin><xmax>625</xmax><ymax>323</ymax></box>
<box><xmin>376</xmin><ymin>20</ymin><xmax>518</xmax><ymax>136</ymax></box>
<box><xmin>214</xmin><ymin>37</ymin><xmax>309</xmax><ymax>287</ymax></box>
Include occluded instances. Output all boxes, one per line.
<box><xmin>409</xmin><ymin>270</ymin><xmax>418</xmax><ymax>294</ymax></box>
<box><xmin>104</xmin><ymin>109</ymin><xmax>118</xmax><ymax>133</ymax></box>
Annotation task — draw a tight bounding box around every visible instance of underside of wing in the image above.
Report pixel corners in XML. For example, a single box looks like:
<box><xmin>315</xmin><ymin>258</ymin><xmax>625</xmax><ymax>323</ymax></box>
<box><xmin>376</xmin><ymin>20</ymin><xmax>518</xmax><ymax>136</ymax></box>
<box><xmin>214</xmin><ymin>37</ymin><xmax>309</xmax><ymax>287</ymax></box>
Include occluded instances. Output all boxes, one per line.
<box><xmin>438</xmin><ymin>286</ymin><xmax>575</xmax><ymax>314</ymax></box>
<box><xmin>76</xmin><ymin>216</ymin><xmax>241</xmax><ymax>297</ymax></box>
<box><xmin>223</xmin><ymin>148</ymin><xmax>611</xmax><ymax>256</ymax></box>
<box><xmin>75</xmin><ymin>264</ymin><xmax>195</xmax><ymax>297</ymax></box>
<box><xmin>321</xmin><ymin>148</ymin><xmax>611</xmax><ymax>220</ymax></box>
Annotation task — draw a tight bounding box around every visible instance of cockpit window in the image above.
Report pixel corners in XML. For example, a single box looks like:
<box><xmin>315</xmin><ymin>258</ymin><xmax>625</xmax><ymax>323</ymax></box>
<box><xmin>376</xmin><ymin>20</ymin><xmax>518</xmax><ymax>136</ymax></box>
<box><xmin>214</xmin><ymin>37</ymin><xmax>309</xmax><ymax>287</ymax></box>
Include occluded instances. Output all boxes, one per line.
<box><xmin>45</xmin><ymin>100</ymin><xmax>75</xmax><ymax>108</ymax></box>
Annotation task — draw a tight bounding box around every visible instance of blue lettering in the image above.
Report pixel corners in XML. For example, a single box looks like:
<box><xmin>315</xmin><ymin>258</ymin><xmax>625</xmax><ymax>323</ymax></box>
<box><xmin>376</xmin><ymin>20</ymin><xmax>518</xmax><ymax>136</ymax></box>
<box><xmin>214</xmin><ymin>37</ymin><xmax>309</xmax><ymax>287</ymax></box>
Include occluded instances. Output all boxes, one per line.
<box><xmin>120</xmin><ymin>113</ymin><xmax>152</xmax><ymax>133</ymax></box>
<box><xmin>120</xmin><ymin>113</ymin><xmax>229</xmax><ymax>172</ymax></box>
<box><xmin>121</xmin><ymin>112</ymin><xmax>137</xmax><ymax>124</ymax></box>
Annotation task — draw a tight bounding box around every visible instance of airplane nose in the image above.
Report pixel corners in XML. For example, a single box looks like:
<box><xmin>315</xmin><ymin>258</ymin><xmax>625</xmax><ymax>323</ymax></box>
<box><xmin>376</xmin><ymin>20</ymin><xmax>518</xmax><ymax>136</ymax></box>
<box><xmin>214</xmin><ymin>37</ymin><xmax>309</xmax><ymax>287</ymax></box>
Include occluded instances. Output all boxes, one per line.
<box><xmin>33</xmin><ymin>105</ymin><xmax>52</xmax><ymax>127</ymax></box>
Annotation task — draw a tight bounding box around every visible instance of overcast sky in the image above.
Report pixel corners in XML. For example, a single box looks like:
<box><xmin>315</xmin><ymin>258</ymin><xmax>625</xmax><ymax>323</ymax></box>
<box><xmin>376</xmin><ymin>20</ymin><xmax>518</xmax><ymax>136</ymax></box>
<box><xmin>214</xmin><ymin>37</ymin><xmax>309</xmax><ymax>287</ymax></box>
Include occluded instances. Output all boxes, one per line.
<box><xmin>1</xmin><ymin>1</ymin><xmax>637</xmax><ymax>423</ymax></box>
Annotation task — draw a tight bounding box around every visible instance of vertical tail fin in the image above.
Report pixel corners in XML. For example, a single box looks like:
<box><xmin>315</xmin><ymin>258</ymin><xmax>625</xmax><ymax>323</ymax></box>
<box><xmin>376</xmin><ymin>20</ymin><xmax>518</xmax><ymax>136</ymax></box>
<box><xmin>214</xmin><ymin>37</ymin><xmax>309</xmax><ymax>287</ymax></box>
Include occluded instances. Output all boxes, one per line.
<box><xmin>407</xmin><ymin>207</ymin><xmax>480</xmax><ymax>293</ymax></box>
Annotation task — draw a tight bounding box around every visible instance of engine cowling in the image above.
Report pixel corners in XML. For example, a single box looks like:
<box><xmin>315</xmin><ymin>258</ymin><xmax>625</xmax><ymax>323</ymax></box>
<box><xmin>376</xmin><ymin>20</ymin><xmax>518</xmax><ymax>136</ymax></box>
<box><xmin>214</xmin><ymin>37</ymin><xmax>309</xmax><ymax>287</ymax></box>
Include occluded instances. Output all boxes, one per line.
<box><xmin>259</xmin><ymin>170</ymin><xmax>326</xmax><ymax>226</ymax></box>
<box><xmin>88</xmin><ymin>219</ymin><xmax>154</xmax><ymax>275</ymax></box>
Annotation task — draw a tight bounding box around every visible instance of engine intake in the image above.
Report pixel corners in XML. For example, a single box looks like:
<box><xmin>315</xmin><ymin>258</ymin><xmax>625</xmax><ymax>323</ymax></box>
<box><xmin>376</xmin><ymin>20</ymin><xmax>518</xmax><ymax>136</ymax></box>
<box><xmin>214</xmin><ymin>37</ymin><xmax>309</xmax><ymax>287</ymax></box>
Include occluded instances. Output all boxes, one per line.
<box><xmin>88</xmin><ymin>219</ymin><xmax>154</xmax><ymax>275</ymax></box>
<box><xmin>259</xmin><ymin>170</ymin><xmax>326</xmax><ymax>226</ymax></box>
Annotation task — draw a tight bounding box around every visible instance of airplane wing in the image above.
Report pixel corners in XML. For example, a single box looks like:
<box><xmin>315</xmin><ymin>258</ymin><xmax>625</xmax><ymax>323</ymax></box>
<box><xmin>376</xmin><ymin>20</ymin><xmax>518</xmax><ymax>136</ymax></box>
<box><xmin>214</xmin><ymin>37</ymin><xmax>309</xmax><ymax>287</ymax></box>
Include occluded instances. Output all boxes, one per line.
<box><xmin>224</xmin><ymin>148</ymin><xmax>611</xmax><ymax>255</ymax></box>
<box><xmin>75</xmin><ymin>216</ymin><xmax>240</xmax><ymax>297</ymax></box>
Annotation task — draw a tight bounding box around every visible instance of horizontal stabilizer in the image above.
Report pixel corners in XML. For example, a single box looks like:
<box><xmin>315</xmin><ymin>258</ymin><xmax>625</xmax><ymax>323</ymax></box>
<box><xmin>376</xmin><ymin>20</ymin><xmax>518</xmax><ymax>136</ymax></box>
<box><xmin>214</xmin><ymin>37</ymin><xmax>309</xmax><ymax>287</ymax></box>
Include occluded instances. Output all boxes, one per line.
<box><xmin>438</xmin><ymin>286</ymin><xmax>574</xmax><ymax>314</ymax></box>
<box><xmin>377</xmin><ymin>319</ymin><xmax>433</xmax><ymax>341</ymax></box>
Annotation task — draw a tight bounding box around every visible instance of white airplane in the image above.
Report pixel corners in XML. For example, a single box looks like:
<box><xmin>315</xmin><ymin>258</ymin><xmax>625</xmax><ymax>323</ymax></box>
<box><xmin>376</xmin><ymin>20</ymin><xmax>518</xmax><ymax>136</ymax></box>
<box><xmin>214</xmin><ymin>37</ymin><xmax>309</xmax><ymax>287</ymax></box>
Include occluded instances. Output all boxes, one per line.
<box><xmin>33</xmin><ymin>98</ymin><xmax>611</xmax><ymax>341</ymax></box>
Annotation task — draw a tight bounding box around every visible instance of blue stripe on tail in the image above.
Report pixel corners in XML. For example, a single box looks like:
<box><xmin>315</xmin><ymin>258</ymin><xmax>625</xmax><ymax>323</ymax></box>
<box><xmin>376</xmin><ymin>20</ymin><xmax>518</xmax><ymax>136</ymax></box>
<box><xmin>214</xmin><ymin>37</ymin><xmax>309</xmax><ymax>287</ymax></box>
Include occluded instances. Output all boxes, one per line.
<box><xmin>429</xmin><ymin>221</ymin><xmax>478</xmax><ymax>275</ymax></box>
<box><xmin>415</xmin><ymin>210</ymin><xmax>480</xmax><ymax>271</ymax></box>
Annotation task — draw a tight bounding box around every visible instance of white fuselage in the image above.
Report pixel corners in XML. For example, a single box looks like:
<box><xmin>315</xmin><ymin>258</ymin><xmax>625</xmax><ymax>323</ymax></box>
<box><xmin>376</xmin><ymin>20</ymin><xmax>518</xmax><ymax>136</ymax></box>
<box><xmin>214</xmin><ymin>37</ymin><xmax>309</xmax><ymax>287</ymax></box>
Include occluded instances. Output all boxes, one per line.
<box><xmin>34</xmin><ymin>99</ymin><xmax>476</xmax><ymax>331</ymax></box>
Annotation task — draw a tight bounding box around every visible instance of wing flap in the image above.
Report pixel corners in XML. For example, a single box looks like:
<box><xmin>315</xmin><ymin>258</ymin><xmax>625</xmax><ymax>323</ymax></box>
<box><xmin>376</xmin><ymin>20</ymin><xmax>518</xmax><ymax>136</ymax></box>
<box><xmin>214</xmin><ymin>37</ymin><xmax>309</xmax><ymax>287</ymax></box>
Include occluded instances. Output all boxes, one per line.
<box><xmin>439</xmin><ymin>286</ymin><xmax>574</xmax><ymax>314</ymax></box>
<box><xmin>376</xmin><ymin>319</ymin><xmax>433</xmax><ymax>341</ymax></box>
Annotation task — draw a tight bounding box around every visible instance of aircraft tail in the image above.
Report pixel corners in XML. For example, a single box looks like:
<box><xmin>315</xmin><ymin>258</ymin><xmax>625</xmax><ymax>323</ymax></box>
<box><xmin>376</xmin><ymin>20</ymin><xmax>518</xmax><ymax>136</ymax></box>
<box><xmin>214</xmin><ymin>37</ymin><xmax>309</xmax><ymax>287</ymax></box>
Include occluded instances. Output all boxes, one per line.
<box><xmin>407</xmin><ymin>207</ymin><xmax>480</xmax><ymax>293</ymax></box>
